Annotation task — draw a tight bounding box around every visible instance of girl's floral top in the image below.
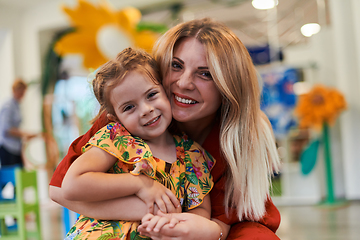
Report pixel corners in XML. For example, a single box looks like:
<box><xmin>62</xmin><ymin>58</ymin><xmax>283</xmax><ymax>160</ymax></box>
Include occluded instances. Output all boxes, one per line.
<box><xmin>65</xmin><ymin>122</ymin><xmax>215</xmax><ymax>240</ymax></box>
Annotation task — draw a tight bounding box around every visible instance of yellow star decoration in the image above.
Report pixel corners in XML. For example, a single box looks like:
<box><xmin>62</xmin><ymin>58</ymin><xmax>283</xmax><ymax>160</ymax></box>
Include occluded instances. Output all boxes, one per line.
<box><xmin>295</xmin><ymin>84</ymin><xmax>347</xmax><ymax>130</ymax></box>
<box><xmin>54</xmin><ymin>0</ymin><xmax>159</xmax><ymax>69</ymax></box>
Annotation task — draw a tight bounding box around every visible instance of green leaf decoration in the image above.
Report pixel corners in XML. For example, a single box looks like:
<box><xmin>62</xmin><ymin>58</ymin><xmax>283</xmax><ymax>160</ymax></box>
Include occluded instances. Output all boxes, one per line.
<box><xmin>96</xmin><ymin>232</ymin><xmax>115</xmax><ymax>240</ymax></box>
<box><xmin>121</xmin><ymin>151</ymin><xmax>129</xmax><ymax>161</ymax></box>
<box><xmin>136</xmin><ymin>22</ymin><xmax>168</xmax><ymax>33</ymax></box>
<box><xmin>199</xmin><ymin>178</ymin><xmax>212</xmax><ymax>195</ymax></box>
<box><xmin>186</xmin><ymin>173</ymin><xmax>198</xmax><ymax>185</ymax></box>
<box><xmin>300</xmin><ymin>139</ymin><xmax>320</xmax><ymax>175</ymax></box>
<box><xmin>202</xmin><ymin>162</ymin><xmax>209</xmax><ymax>173</ymax></box>
<box><xmin>130</xmin><ymin>230</ymin><xmax>150</xmax><ymax>239</ymax></box>
<box><xmin>100</xmin><ymin>143</ymin><xmax>110</xmax><ymax>148</ymax></box>
<box><xmin>114</xmin><ymin>136</ymin><xmax>127</xmax><ymax>149</ymax></box>
<box><xmin>143</xmin><ymin>151</ymin><xmax>152</xmax><ymax>158</ymax></box>
<box><xmin>183</xmin><ymin>139</ymin><xmax>194</xmax><ymax>151</ymax></box>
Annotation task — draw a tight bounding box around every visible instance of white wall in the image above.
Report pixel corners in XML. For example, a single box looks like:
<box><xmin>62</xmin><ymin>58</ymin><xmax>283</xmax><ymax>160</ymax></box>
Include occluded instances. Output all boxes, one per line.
<box><xmin>282</xmin><ymin>0</ymin><xmax>360</xmax><ymax>201</ymax></box>
<box><xmin>0</xmin><ymin>30</ymin><xmax>14</xmax><ymax>106</ymax></box>
<box><xmin>327</xmin><ymin>0</ymin><xmax>360</xmax><ymax>200</ymax></box>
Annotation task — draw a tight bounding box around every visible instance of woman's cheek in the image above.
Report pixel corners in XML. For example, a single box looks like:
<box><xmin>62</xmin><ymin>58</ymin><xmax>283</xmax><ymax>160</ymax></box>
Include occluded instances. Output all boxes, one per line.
<box><xmin>162</xmin><ymin>74</ymin><xmax>173</xmax><ymax>97</ymax></box>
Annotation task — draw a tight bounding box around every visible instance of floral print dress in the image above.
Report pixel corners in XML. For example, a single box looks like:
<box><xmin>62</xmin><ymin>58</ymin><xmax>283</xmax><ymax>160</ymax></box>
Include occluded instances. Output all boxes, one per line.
<box><xmin>65</xmin><ymin>122</ymin><xmax>215</xmax><ymax>240</ymax></box>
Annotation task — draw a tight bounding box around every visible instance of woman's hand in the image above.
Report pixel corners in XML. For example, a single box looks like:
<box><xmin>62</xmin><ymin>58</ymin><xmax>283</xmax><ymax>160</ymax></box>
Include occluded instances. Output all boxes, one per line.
<box><xmin>138</xmin><ymin>212</ymin><xmax>229</xmax><ymax>240</ymax></box>
<box><xmin>140</xmin><ymin>212</ymin><xmax>179</xmax><ymax>233</ymax></box>
<box><xmin>136</xmin><ymin>175</ymin><xmax>181</xmax><ymax>214</ymax></box>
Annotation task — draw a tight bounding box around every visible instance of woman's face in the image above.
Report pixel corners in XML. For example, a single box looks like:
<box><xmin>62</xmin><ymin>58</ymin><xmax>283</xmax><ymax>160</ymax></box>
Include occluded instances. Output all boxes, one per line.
<box><xmin>163</xmin><ymin>37</ymin><xmax>222</xmax><ymax>125</ymax></box>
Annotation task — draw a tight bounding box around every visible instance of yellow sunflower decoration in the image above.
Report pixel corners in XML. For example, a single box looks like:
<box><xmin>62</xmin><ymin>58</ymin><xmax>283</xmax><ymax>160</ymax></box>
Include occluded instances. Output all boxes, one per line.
<box><xmin>54</xmin><ymin>0</ymin><xmax>162</xmax><ymax>69</ymax></box>
<box><xmin>295</xmin><ymin>84</ymin><xmax>347</xmax><ymax>130</ymax></box>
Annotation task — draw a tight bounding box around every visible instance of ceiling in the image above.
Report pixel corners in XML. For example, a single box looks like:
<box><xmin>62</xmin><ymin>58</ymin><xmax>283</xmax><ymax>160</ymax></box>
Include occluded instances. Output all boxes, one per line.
<box><xmin>140</xmin><ymin>0</ymin><xmax>329</xmax><ymax>48</ymax></box>
<box><xmin>0</xmin><ymin>0</ymin><xmax>329</xmax><ymax>48</ymax></box>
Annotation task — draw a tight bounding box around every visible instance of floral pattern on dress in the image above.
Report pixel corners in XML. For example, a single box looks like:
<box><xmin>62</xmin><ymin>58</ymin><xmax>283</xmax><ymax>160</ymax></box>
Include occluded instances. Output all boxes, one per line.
<box><xmin>66</xmin><ymin>122</ymin><xmax>215</xmax><ymax>240</ymax></box>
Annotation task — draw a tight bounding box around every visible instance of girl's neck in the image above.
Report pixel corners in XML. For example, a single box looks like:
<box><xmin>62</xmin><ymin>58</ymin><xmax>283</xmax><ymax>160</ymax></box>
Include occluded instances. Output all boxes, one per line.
<box><xmin>145</xmin><ymin>131</ymin><xmax>176</xmax><ymax>163</ymax></box>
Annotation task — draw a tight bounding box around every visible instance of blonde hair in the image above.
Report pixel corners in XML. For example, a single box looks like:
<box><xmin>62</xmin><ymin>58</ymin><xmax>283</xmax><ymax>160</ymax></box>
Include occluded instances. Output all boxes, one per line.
<box><xmin>153</xmin><ymin>18</ymin><xmax>281</xmax><ymax>221</ymax></box>
<box><xmin>92</xmin><ymin>47</ymin><xmax>161</xmax><ymax>123</ymax></box>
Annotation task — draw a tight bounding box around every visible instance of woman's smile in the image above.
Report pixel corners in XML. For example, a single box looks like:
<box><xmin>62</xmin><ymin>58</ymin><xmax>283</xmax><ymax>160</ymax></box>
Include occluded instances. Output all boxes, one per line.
<box><xmin>174</xmin><ymin>93</ymin><xmax>198</xmax><ymax>106</ymax></box>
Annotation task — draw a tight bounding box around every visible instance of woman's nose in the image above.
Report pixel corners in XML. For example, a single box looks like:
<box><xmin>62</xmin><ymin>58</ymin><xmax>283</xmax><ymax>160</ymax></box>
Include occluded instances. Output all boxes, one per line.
<box><xmin>176</xmin><ymin>71</ymin><xmax>195</xmax><ymax>90</ymax></box>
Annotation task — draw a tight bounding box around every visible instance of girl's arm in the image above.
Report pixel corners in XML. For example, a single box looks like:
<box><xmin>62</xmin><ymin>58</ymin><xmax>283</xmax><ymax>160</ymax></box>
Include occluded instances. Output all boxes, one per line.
<box><xmin>62</xmin><ymin>146</ymin><xmax>143</xmax><ymax>201</ymax></box>
<box><xmin>59</xmin><ymin>146</ymin><xmax>180</xmax><ymax>214</ymax></box>
<box><xmin>62</xmin><ymin>147</ymin><xmax>178</xmax><ymax>207</ymax></box>
<box><xmin>50</xmin><ymin>185</ymin><xmax>154</xmax><ymax>221</ymax></box>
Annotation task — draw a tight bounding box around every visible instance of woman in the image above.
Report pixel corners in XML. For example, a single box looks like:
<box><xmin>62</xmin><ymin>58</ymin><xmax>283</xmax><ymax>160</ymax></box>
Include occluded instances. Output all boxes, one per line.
<box><xmin>49</xmin><ymin>18</ymin><xmax>281</xmax><ymax>240</ymax></box>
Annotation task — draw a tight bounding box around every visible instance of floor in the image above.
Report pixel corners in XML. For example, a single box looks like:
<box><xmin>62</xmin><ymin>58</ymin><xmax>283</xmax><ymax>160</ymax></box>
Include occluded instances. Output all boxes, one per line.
<box><xmin>276</xmin><ymin>201</ymin><xmax>360</xmax><ymax>240</ymax></box>
<box><xmin>39</xmin><ymin>200</ymin><xmax>360</xmax><ymax>240</ymax></box>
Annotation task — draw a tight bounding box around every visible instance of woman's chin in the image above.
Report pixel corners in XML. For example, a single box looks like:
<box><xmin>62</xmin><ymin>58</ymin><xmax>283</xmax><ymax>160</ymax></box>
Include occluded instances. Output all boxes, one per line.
<box><xmin>172</xmin><ymin>111</ymin><xmax>194</xmax><ymax>123</ymax></box>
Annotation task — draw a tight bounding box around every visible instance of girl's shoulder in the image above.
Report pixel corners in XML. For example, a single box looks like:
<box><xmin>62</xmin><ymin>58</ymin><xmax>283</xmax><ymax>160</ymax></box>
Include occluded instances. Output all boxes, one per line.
<box><xmin>84</xmin><ymin>122</ymin><xmax>153</xmax><ymax>162</ymax></box>
<box><xmin>173</xmin><ymin>133</ymin><xmax>216</xmax><ymax>171</ymax></box>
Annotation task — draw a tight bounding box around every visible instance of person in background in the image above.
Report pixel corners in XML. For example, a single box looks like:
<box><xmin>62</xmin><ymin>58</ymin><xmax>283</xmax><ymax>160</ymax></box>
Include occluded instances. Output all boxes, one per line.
<box><xmin>0</xmin><ymin>78</ymin><xmax>37</xmax><ymax>168</ymax></box>
<box><xmin>49</xmin><ymin>18</ymin><xmax>282</xmax><ymax>240</ymax></box>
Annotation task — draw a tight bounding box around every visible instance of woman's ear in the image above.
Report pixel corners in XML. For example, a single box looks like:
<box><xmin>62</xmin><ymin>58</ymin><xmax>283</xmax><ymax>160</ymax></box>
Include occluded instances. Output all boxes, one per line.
<box><xmin>107</xmin><ymin>113</ymin><xmax>118</xmax><ymax>122</ymax></box>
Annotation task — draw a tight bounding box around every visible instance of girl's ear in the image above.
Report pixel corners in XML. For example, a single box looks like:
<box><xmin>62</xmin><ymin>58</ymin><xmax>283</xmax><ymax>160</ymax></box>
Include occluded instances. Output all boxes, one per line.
<box><xmin>107</xmin><ymin>113</ymin><xmax>118</xmax><ymax>122</ymax></box>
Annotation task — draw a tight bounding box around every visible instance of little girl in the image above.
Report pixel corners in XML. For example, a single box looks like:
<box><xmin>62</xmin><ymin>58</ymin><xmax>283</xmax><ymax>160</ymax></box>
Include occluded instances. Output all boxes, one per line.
<box><xmin>61</xmin><ymin>48</ymin><xmax>215</xmax><ymax>240</ymax></box>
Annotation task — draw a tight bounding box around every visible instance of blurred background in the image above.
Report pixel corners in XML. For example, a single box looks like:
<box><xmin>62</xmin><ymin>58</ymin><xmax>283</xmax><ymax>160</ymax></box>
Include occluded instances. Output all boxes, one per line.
<box><xmin>0</xmin><ymin>0</ymin><xmax>359</xmax><ymax>239</ymax></box>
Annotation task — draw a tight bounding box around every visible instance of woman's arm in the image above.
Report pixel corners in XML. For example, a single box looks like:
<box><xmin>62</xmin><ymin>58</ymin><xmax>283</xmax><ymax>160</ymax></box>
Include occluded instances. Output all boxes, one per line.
<box><xmin>138</xmin><ymin>212</ymin><xmax>230</xmax><ymax>240</ymax></box>
<box><xmin>138</xmin><ymin>195</ymin><xmax>230</xmax><ymax>240</ymax></box>
<box><xmin>186</xmin><ymin>194</ymin><xmax>211</xmax><ymax>219</ymax></box>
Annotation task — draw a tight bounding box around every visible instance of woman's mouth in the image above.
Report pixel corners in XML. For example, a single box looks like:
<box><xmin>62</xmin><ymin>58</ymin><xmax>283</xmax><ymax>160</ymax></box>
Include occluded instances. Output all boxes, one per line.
<box><xmin>144</xmin><ymin>116</ymin><xmax>160</xmax><ymax>126</ymax></box>
<box><xmin>174</xmin><ymin>95</ymin><xmax>197</xmax><ymax>105</ymax></box>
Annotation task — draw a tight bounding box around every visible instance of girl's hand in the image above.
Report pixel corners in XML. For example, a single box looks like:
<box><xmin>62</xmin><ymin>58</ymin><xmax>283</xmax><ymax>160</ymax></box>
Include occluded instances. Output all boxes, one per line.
<box><xmin>140</xmin><ymin>212</ymin><xmax>179</xmax><ymax>233</ymax></box>
<box><xmin>136</xmin><ymin>175</ymin><xmax>181</xmax><ymax>214</ymax></box>
<box><xmin>138</xmin><ymin>212</ymin><xmax>229</xmax><ymax>240</ymax></box>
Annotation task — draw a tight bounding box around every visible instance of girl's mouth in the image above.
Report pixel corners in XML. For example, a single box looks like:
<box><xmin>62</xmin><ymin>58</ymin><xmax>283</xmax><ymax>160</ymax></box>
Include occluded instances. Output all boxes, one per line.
<box><xmin>144</xmin><ymin>116</ymin><xmax>160</xmax><ymax>126</ymax></box>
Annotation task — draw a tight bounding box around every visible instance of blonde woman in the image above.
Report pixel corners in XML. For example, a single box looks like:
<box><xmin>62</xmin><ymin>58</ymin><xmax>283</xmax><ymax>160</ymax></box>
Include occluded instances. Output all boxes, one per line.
<box><xmin>50</xmin><ymin>18</ymin><xmax>281</xmax><ymax>240</ymax></box>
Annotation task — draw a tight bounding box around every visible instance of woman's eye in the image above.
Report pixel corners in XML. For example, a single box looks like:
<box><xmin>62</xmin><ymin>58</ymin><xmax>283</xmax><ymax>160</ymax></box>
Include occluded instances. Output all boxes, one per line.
<box><xmin>123</xmin><ymin>105</ymin><xmax>134</xmax><ymax>112</ymax></box>
<box><xmin>171</xmin><ymin>61</ymin><xmax>182</xmax><ymax>70</ymax></box>
<box><xmin>200</xmin><ymin>71</ymin><xmax>213</xmax><ymax>80</ymax></box>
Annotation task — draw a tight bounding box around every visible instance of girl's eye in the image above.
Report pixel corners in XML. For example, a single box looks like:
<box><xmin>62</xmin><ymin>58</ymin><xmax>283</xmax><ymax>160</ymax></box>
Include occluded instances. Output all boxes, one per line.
<box><xmin>123</xmin><ymin>105</ymin><xmax>134</xmax><ymax>112</ymax></box>
<box><xmin>147</xmin><ymin>91</ymin><xmax>158</xmax><ymax>99</ymax></box>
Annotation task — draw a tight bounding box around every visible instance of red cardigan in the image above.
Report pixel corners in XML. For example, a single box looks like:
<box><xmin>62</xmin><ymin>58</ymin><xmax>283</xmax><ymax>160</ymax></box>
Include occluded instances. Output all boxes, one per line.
<box><xmin>50</xmin><ymin>113</ymin><xmax>280</xmax><ymax>239</ymax></box>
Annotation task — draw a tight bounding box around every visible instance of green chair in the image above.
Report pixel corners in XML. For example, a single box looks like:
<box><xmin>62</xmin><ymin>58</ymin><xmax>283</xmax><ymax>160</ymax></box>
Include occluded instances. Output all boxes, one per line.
<box><xmin>0</xmin><ymin>167</ymin><xmax>42</xmax><ymax>240</ymax></box>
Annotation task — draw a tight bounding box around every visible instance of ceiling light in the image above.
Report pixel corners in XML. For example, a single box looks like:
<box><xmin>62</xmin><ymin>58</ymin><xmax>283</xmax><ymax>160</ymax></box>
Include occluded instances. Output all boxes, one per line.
<box><xmin>252</xmin><ymin>0</ymin><xmax>279</xmax><ymax>10</ymax></box>
<box><xmin>301</xmin><ymin>23</ymin><xmax>321</xmax><ymax>37</ymax></box>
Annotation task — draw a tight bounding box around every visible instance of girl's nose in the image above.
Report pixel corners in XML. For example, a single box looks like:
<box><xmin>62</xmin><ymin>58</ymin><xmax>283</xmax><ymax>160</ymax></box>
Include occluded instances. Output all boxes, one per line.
<box><xmin>176</xmin><ymin>71</ymin><xmax>195</xmax><ymax>90</ymax></box>
<box><xmin>141</xmin><ymin>103</ymin><xmax>154</xmax><ymax>117</ymax></box>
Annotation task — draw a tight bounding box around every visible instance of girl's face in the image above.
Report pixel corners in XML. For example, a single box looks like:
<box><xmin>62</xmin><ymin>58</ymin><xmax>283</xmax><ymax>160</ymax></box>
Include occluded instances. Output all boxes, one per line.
<box><xmin>110</xmin><ymin>71</ymin><xmax>172</xmax><ymax>141</ymax></box>
<box><xmin>163</xmin><ymin>37</ymin><xmax>222</xmax><ymax>125</ymax></box>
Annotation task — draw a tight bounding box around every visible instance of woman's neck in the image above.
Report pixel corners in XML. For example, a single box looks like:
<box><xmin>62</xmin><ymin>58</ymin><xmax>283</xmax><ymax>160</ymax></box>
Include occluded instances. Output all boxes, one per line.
<box><xmin>176</xmin><ymin>117</ymin><xmax>217</xmax><ymax>145</ymax></box>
